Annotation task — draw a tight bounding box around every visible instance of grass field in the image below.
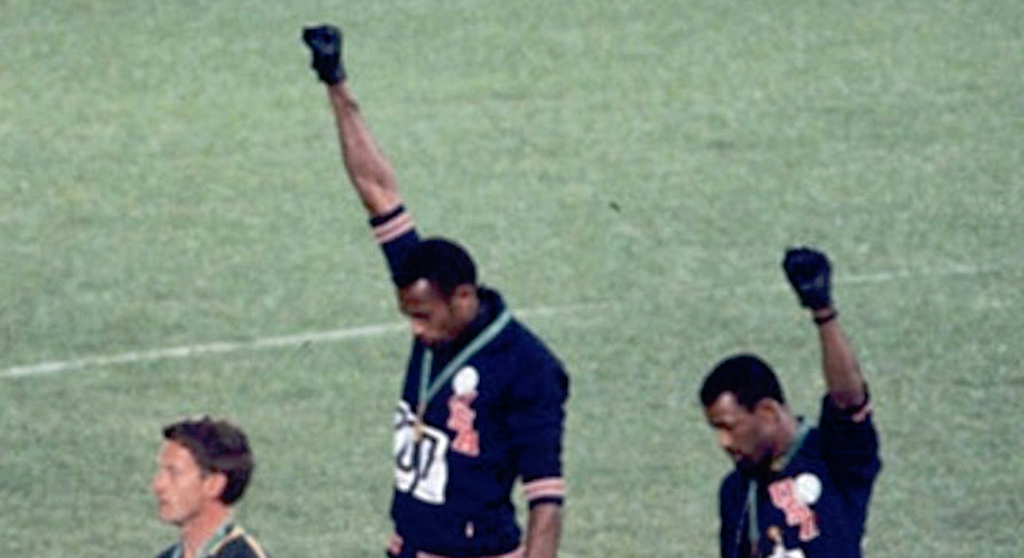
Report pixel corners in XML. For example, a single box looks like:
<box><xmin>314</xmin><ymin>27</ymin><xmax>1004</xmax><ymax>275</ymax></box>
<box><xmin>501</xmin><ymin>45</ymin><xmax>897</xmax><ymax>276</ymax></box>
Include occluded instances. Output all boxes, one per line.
<box><xmin>2</xmin><ymin>1</ymin><xmax>1022</xmax><ymax>556</ymax></box>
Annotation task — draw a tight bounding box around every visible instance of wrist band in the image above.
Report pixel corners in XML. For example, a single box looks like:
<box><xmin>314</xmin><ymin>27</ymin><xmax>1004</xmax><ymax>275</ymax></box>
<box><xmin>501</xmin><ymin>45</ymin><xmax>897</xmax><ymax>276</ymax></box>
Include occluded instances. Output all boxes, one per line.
<box><xmin>813</xmin><ymin>310</ymin><xmax>838</xmax><ymax>325</ymax></box>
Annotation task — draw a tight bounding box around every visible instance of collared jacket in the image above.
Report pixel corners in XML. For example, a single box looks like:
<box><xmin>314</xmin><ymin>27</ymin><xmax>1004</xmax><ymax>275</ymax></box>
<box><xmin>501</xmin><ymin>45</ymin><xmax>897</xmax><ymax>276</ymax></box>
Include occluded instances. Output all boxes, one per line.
<box><xmin>718</xmin><ymin>396</ymin><xmax>881</xmax><ymax>558</ymax></box>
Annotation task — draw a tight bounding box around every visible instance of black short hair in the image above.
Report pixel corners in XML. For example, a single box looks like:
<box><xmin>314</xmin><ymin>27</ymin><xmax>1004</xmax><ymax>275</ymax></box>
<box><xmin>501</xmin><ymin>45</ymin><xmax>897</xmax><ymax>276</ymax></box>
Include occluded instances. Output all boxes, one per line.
<box><xmin>699</xmin><ymin>354</ymin><xmax>786</xmax><ymax>411</ymax></box>
<box><xmin>162</xmin><ymin>416</ymin><xmax>254</xmax><ymax>505</ymax></box>
<box><xmin>395</xmin><ymin>237</ymin><xmax>477</xmax><ymax>298</ymax></box>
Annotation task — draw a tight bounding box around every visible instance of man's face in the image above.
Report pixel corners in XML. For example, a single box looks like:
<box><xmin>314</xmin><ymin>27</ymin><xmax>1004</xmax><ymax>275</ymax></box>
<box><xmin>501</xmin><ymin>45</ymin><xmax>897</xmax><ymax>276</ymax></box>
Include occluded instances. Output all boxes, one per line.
<box><xmin>398</xmin><ymin>279</ymin><xmax>473</xmax><ymax>347</ymax></box>
<box><xmin>704</xmin><ymin>392</ymin><xmax>774</xmax><ymax>475</ymax></box>
<box><xmin>151</xmin><ymin>440</ymin><xmax>221</xmax><ymax>526</ymax></box>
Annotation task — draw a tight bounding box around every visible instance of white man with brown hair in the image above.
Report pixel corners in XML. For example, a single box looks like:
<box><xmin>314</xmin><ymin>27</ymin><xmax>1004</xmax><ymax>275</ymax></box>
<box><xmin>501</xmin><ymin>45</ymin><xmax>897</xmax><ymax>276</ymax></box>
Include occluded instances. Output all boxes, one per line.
<box><xmin>151</xmin><ymin>416</ymin><xmax>272</xmax><ymax>558</ymax></box>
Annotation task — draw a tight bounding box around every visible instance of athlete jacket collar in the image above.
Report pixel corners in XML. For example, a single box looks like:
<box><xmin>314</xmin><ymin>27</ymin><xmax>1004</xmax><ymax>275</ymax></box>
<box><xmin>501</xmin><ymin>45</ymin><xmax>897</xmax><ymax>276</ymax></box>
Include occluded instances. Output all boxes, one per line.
<box><xmin>771</xmin><ymin>418</ymin><xmax>812</xmax><ymax>474</ymax></box>
<box><xmin>170</xmin><ymin>517</ymin><xmax>236</xmax><ymax>558</ymax></box>
<box><xmin>430</xmin><ymin>286</ymin><xmax>505</xmax><ymax>362</ymax></box>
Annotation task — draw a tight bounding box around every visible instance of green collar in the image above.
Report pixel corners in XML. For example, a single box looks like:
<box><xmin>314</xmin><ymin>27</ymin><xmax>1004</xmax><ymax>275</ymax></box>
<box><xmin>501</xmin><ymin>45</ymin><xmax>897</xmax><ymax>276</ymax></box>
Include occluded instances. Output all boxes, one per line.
<box><xmin>171</xmin><ymin>518</ymin><xmax>235</xmax><ymax>558</ymax></box>
<box><xmin>744</xmin><ymin>419</ymin><xmax>811</xmax><ymax>551</ymax></box>
<box><xmin>772</xmin><ymin>419</ymin><xmax>811</xmax><ymax>473</ymax></box>
<box><xmin>418</xmin><ymin>308</ymin><xmax>511</xmax><ymax>409</ymax></box>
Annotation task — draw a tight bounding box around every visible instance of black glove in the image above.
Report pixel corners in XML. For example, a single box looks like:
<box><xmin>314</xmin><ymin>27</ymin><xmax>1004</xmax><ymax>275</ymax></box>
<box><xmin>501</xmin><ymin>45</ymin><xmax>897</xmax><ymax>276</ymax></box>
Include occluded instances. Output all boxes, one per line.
<box><xmin>782</xmin><ymin>247</ymin><xmax>832</xmax><ymax>310</ymax></box>
<box><xmin>302</xmin><ymin>25</ymin><xmax>345</xmax><ymax>85</ymax></box>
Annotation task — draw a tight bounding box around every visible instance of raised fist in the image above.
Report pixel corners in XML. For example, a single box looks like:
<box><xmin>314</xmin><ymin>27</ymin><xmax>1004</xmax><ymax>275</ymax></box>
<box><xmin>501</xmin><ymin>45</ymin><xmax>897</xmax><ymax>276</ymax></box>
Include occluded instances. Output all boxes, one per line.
<box><xmin>303</xmin><ymin>24</ymin><xmax>345</xmax><ymax>85</ymax></box>
<box><xmin>783</xmin><ymin>247</ymin><xmax>832</xmax><ymax>310</ymax></box>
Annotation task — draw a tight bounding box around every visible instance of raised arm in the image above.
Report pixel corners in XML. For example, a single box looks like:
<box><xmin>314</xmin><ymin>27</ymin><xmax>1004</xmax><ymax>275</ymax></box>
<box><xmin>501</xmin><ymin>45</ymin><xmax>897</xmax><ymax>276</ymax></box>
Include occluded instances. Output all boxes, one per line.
<box><xmin>303</xmin><ymin>25</ymin><xmax>403</xmax><ymax>218</ymax></box>
<box><xmin>303</xmin><ymin>24</ymin><xmax>419</xmax><ymax>288</ymax></box>
<box><xmin>783</xmin><ymin>247</ymin><xmax>867</xmax><ymax>410</ymax></box>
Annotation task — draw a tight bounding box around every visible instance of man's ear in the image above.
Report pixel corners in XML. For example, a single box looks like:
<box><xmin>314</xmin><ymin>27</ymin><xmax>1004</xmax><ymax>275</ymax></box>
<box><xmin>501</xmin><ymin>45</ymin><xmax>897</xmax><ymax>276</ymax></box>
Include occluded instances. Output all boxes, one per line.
<box><xmin>202</xmin><ymin>471</ymin><xmax>229</xmax><ymax>502</ymax></box>
<box><xmin>753</xmin><ymin>398</ymin><xmax>784</xmax><ymax>425</ymax></box>
<box><xmin>453</xmin><ymin>283</ymin><xmax>475</xmax><ymax>300</ymax></box>
<box><xmin>451</xmin><ymin>284</ymin><xmax>477</xmax><ymax>313</ymax></box>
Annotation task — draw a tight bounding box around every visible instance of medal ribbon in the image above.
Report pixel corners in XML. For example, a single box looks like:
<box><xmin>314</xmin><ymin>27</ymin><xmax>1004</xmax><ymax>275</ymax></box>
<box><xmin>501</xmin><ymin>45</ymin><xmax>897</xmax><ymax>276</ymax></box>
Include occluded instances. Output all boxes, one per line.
<box><xmin>416</xmin><ymin>309</ymin><xmax>512</xmax><ymax>432</ymax></box>
<box><xmin>745</xmin><ymin>420</ymin><xmax>812</xmax><ymax>552</ymax></box>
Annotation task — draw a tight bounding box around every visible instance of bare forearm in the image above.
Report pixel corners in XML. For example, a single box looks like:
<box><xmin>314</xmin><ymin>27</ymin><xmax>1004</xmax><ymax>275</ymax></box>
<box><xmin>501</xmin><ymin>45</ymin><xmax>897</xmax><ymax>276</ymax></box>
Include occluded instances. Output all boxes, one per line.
<box><xmin>525</xmin><ymin>503</ymin><xmax>562</xmax><ymax>558</ymax></box>
<box><xmin>325</xmin><ymin>83</ymin><xmax>402</xmax><ymax>216</ymax></box>
<box><xmin>814</xmin><ymin>307</ymin><xmax>866</xmax><ymax>409</ymax></box>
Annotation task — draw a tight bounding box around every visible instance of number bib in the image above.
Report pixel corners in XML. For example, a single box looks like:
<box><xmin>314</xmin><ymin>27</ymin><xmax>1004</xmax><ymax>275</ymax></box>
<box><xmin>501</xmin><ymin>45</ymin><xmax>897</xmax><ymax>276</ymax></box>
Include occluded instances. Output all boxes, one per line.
<box><xmin>394</xmin><ymin>401</ymin><xmax>450</xmax><ymax>504</ymax></box>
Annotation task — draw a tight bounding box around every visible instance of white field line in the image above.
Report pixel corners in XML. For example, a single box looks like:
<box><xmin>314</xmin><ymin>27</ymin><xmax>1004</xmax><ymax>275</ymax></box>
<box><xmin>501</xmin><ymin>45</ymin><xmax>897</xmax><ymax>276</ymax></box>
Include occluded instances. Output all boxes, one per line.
<box><xmin>2</xmin><ymin>261</ymin><xmax>1017</xmax><ymax>380</ymax></box>
<box><xmin>839</xmin><ymin>261</ymin><xmax>1011</xmax><ymax>284</ymax></box>
<box><xmin>0</xmin><ymin>304</ymin><xmax>603</xmax><ymax>379</ymax></box>
<box><xmin>1</xmin><ymin>322</ymin><xmax>406</xmax><ymax>379</ymax></box>
<box><xmin>704</xmin><ymin>260</ymin><xmax>1019</xmax><ymax>297</ymax></box>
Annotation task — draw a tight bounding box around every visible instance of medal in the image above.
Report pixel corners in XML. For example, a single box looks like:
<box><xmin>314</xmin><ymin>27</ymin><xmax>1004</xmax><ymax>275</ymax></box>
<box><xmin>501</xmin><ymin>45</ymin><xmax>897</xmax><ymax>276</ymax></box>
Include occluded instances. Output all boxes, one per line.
<box><xmin>414</xmin><ymin>402</ymin><xmax>426</xmax><ymax>443</ymax></box>
<box><xmin>413</xmin><ymin>309</ymin><xmax>511</xmax><ymax>446</ymax></box>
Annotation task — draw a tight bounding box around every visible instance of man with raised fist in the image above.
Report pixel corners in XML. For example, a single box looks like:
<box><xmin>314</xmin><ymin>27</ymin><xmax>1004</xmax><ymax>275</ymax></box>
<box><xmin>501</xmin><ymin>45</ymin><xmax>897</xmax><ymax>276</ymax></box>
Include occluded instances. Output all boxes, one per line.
<box><xmin>302</xmin><ymin>24</ymin><xmax>569</xmax><ymax>558</ymax></box>
<box><xmin>699</xmin><ymin>247</ymin><xmax>881</xmax><ymax>558</ymax></box>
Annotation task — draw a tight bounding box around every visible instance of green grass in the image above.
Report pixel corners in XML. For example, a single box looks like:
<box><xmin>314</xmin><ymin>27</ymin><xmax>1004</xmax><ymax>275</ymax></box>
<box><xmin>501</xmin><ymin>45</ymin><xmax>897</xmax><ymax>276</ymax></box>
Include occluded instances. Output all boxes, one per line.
<box><xmin>2</xmin><ymin>1</ymin><xmax>1023</xmax><ymax>556</ymax></box>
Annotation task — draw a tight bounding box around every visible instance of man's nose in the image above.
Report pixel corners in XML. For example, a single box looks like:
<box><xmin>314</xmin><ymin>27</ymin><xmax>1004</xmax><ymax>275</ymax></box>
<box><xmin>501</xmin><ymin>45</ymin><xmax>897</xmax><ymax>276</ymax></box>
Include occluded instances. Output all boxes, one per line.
<box><xmin>717</xmin><ymin>429</ymin><xmax>733</xmax><ymax>450</ymax></box>
<box><xmin>151</xmin><ymin>472</ymin><xmax>166</xmax><ymax>495</ymax></box>
<box><xmin>410</xmin><ymin>320</ymin><xmax>426</xmax><ymax>338</ymax></box>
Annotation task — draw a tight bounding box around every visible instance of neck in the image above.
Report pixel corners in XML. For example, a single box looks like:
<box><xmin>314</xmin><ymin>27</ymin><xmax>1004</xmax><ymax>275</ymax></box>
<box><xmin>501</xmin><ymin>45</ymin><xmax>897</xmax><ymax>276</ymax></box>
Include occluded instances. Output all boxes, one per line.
<box><xmin>180</xmin><ymin>506</ymin><xmax>231</xmax><ymax>558</ymax></box>
<box><xmin>438</xmin><ymin>293</ymin><xmax>485</xmax><ymax>352</ymax></box>
<box><xmin>770</xmin><ymin>411</ymin><xmax>800</xmax><ymax>471</ymax></box>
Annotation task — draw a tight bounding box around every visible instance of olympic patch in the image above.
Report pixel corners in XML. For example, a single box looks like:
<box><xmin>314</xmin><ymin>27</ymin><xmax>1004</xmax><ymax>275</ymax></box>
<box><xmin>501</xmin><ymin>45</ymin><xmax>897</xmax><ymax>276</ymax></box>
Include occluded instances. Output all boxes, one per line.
<box><xmin>447</xmin><ymin>367</ymin><xmax>480</xmax><ymax>456</ymax></box>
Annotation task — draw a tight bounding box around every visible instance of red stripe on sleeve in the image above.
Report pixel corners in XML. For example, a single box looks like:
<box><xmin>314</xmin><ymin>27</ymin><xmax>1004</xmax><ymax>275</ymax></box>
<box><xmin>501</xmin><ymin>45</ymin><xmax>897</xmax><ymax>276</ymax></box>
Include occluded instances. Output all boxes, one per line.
<box><xmin>373</xmin><ymin>212</ymin><xmax>415</xmax><ymax>244</ymax></box>
<box><xmin>522</xmin><ymin>477</ymin><xmax>565</xmax><ymax>502</ymax></box>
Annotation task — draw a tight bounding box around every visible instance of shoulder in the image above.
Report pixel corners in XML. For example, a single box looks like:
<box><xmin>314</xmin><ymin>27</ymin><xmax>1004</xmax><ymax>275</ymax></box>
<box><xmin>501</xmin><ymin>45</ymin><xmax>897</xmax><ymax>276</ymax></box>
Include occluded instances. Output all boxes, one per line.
<box><xmin>503</xmin><ymin>319</ymin><xmax>563</xmax><ymax>363</ymax></box>
<box><xmin>478</xmin><ymin>289</ymin><xmax>568</xmax><ymax>383</ymax></box>
<box><xmin>813</xmin><ymin>396</ymin><xmax>882</xmax><ymax>482</ymax></box>
<box><xmin>816</xmin><ymin>394</ymin><xmax>879</xmax><ymax>445</ymax></box>
<box><xmin>154</xmin><ymin>545</ymin><xmax>176</xmax><ymax>558</ymax></box>
<box><xmin>214</xmin><ymin>530</ymin><xmax>272</xmax><ymax>558</ymax></box>
<box><xmin>718</xmin><ymin>470</ymin><xmax>747</xmax><ymax>514</ymax></box>
<box><xmin>480</xmin><ymin>293</ymin><xmax>563</xmax><ymax>368</ymax></box>
<box><xmin>720</xmin><ymin>469</ymin><xmax>745</xmax><ymax>494</ymax></box>
<box><xmin>478</xmin><ymin>289</ymin><xmax>550</xmax><ymax>351</ymax></box>
<box><xmin>799</xmin><ymin>426</ymin><xmax>825</xmax><ymax>454</ymax></box>
<box><xmin>499</xmin><ymin>321</ymin><xmax>568</xmax><ymax>392</ymax></box>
